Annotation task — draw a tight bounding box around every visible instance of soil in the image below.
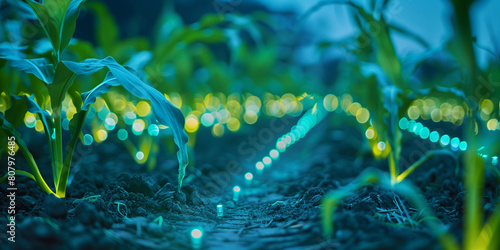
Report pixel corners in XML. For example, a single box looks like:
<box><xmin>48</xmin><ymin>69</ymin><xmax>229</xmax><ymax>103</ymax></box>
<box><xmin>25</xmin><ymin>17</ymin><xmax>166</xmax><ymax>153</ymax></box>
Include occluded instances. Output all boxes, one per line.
<box><xmin>1</xmin><ymin>116</ymin><xmax>498</xmax><ymax>250</ymax></box>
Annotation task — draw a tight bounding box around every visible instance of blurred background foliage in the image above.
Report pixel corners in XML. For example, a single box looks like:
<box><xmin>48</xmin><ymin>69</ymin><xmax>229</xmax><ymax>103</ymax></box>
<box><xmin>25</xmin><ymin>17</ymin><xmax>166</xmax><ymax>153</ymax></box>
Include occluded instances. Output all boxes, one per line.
<box><xmin>0</xmin><ymin>0</ymin><xmax>499</xmax><ymax>170</ymax></box>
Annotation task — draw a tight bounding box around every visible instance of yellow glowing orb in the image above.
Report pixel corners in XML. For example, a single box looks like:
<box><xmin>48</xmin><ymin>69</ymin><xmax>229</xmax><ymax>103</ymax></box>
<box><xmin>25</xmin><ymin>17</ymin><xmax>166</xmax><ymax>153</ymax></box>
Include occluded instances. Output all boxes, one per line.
<box><xmin>136</xmin><ymin>101</ymin><xmax>151</xmax><ymax>117</ymax></box>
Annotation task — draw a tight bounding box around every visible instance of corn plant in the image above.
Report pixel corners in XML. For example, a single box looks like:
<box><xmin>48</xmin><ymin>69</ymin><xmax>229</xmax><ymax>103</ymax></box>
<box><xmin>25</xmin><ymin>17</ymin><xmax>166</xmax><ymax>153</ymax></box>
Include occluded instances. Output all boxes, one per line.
<box><xmin>448</xmin><ymin>0</ymin><xmax>500</xmax><ymax>249</ymax></box>
<box><xmin>306</xmin><ymin>1</ymin><xmax>442</xmax><ymax>184</ymax></box>
<box><xmin>321</xmin><ymin>168</ymin><xmax>460</xmax><ymax>249</ymax></box>
<box><xmin>0</xmin><ymin>0</ymin><xmax>188</xmax><ymax>197</ymax></box>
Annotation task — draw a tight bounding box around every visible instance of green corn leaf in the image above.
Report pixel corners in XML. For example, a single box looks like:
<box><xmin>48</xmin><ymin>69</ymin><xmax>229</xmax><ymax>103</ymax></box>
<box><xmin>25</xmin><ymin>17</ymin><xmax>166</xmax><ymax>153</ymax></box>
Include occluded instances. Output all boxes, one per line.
<box><xmin>0</xmin><ymin>43</ymin><xmax>55</xmax><ymax>104</ymax></box>
<box><xmin>0</xmin><ymin>170</ymin><xmax>36</xmax><ymax>183</ymax></box>
<box><xmin>86</xmin><ymin>1</ymin><xmax>119</xmax><ymax>53</ymax></box>
<box><xmin>0</xmin><ymin>55</ymin><xmax>54</xmax><ymax>84</ymax></box>
<box><xmin>0</xmin><ymin>57</ymin><xmax>53</xmax><ymax>115</ymax></box>
<box><xmin>5</xmin><ymin>95</ymin><xmax>57</xmax><ymax>182</ymax></box>
<box><xmin>382</xmin><ymin>85</ymin><xmax>403</xmax><ymax>178</ymax></box>
<box><xmin>67</xmin><ymin>39</ymin><xmax>99</xmax><ymax>61</ymax></box>
<box><xmin>360</xmin><ymin>63</ymin><xmax>389</xmax><ymax>86</ymax></box>
<box><xmin>5</xmin><ymin>95</ymin><xmax>54</xmax><ymax>137</ymax></box>
<box><xmin>10</xmin><ymin>57</ymin><xmax>53</xmax><ymax>83</ymax></box>
<box><xmin>125</xmin><ymin>51</ymin><xmax>153</xmax><ymax>71</ymax></box>
<box><xmin>25</xmin><ymin>0</ymin><xmax>86</xmax><ymax>60</ymax></box>
<box><xmin>47</xmin><ymin>61</ymin><xmax>78</xmax><ymax>111</ymax></box>
<box><xmin>57</xmin><ymin>109</ymin><xmax>88</xmax><ymax>197</ymax></box>
<box><xmin>304</xmin><ymin>2</ymin><xmax>403</xmax><ymax>86</ymax></box>
<box><xmin>0</xmin><ymin>112</ymin><xmax>54</xmax><ymax>195</ymax></box>
<box><xmin>33</xmin><ymin>38</ymin><xmax>55</xmax><ymax>55</ymax></box>
<box><xmin>62</xmin><ymin>56</ymin><xmax>189</xmax><ymax>191</ymax></box>
<box><xmin>349</xmin><ymin>3</ymin><xmax>402</xmax><ymax>85</ymax></box>
<box><xmin>480</xmin><ymin>201</ymin><xmax>500</xmax><ymax>250</ymax></box>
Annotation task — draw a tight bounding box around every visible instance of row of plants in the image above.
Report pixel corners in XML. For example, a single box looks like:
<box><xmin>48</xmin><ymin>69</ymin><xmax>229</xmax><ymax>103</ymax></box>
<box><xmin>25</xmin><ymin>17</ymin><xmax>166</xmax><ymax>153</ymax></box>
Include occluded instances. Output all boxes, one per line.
<box><xmin>301</xmin><ymin>1</ymin><xmax>499</xmax><ymax>249</ymax></box>
<box><xmin>0</xmin><ymin>0</ymin><xmax>319</xmax><ymax>197</ymax></box>
<box><xmin>0</xmin><ymin>0</ymin><xmax>498</xmax><ymax>248</ymax></box>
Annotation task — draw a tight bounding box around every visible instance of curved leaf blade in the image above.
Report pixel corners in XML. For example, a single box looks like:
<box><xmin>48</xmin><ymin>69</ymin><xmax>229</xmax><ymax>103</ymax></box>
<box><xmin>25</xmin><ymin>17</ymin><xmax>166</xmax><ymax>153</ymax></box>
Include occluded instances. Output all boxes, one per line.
<box><xmin>0</xmin><ymin>113</ymin><xmax>54</xmax><ymax>195</ymax></box>
<box><xmin>63</xmin><ymin>57</ymin><xmax>189</xmax><ymax>190</ymax></box>
<box><xmin>6</xmin><ymin>95</ymin><xmax>54</xmax><ymax>137</ymax></box>
<box><xmin>0</xmin><ymin>48</ymin><xmax>54</xmax><ymax>83</ymax></box>
<box><xmin>0</xmin><ymin>170</ymin><xmax>36</xmax><ymax>183</ymax></box>
<box><xmin>25</xmin><ymin>0</ymin><xmax>85</xmax><ymax>59</ymax></box>
<box><xmin>5</xmin><ymin>95</ymin><xmax>57</xmax><ymax>181</ymax></box>
<box><xmin>86</xmin><ymin>1</ymin><xmax>119</xmax><ymax>52</ymax></box>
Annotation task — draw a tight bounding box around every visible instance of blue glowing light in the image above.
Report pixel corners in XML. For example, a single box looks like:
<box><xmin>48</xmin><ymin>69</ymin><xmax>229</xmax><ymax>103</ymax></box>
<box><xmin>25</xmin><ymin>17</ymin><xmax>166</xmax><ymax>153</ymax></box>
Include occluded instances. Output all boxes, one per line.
<box><xmin>191</xmin><ymin>229</ymin><xmax>202</xmax><ymax>239</ymax></box>
<box><xmin>117</xmin><ymin>129</ymin><xmax>128</xmax><ymax>140</ymax></box>
<box><xmin>429</xmin><ymin>131</ymin><xmax>439</xmax><ymax>143</ymax></box>
<box><xmin>263</xmin><ymin>156</ymin><xmax>272</xmax><ymax>166</ymax></box>
<box><xmin>245</xmin><ymin>172</ymin><xmax>253</xmax><ymax>180</ymax></box>
<box><xmin>256</xmin><ymin>162</ymin><xmax>264</xmax><ymax>170</ymax></box>
<box><xmin>97</xmin><ymin>108</ymin><xmax>109</xmax><ymax>120</ymax></box>
<box><xmin>62</xmin><ymin>118</ymin><xmax>70</xmax><ymax>130</ymax></box>
<box><xmin>83</xmin><ymin>134</ymin><xmax>93</xmax><ymax>145</ymax></box>
<box><xmin>148</xmin><ymin>124</ymin><xmax>160</xmax><ymax>136</ymax></box>
<box><xmin>413</xmin><ymin>123</ymin><xmax>423</xmax><ymax>135</ymax></box>
<box><xmin>459</xmin><ymin>141</ymin><xmax>467</xmax><ymax>151</ymax></box>
<box><xmin>419</xmin><ymin>127</ymin><xmax>430</xmax><ymax>139</ymax></box>
<box><xmin>136</xmin><ymin>151</ymin><xmax>144</xmax><ymax>160</ymax></box>
<box><xmin>440</xmin><ymin>134</ymin><xmax>450</xmax><ymax>146</ymax></box>
<box><xmin>399</xmin><ymin>117</ymin><xmax>408</xmax><ymax>130</ymax></box>
<box><xmin>124</xmin><ymin>112</ymin><xmax>136</xmax><ymax>125</ymax></box>
<box><xmin>450</xmin><ymin>137</ymin><xmax>460</xmax><ymax>150</ymax></box>
<box><xmin>407</xmin><ymin>120</ymin><xmax>416</xmax><ymax>132</ymax></box>
<box><xmin>270</xmin><ymin>149</ymin><xmax>279</xmax><ymax>160</ymax></box>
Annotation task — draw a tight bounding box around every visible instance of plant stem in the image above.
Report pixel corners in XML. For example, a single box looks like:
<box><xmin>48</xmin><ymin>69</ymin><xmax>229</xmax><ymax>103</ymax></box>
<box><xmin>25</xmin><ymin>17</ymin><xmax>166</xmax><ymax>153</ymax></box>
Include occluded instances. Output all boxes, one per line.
<box><xmin>396</xmin><ymin>152</ymin><xmax>435</xmax><ymax>183</ymax></box>
<box><xmin>54</xmin><ymin>106</ymin><xmax>64</xmax><ymax>189</ymax></box>
<box><xmin>57</xmin><ymin>110</ymin><xmax>89</xmax><ymax>198</ymax></box>
<box><xmin>464</xmin><ymin>131</ymin><xmax>483</xmax><ymax>249</ymax></box>
<box><xmin>389</xmin><ymin>152</ymin><xmax>398</xmax><ymax>185</ymax></box>
<box><xmin>15</xmin><ymin>135</ymin><xmax>55</xmax><ymax>195</ymax></box>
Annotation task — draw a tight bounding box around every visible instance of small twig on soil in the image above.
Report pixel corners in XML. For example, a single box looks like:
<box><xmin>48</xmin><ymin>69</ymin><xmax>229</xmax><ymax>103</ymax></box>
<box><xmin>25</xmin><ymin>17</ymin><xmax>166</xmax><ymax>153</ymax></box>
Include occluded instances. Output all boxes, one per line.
<box><xmin>237</xmin><ymin>224</ymin><xmax>260</xmax><ymax>236</ymax></box>
<box><xmin>289</xmin><ymin>223</ymin><xmax>305</xmax><ymax>229</ymax></box>
<box><xmin>114</xmin><ymin>201</ymin><xmax>128</xmax><ymax>217</ymax></box>
<box><xmin>394</xmin><ymin>195</ymin><xmax>416</xmax><ymax>227</ymax></box>
<box><xmin>280</xmin><ymin>220</ymin><xmax>299</xmax><ymax>229</ymax></box>
<box><xmin>72</xmin><ymin>195</ymin><xmax>102</xmax><ymax>204</ymax></box>
<box><xmin>271</xmin><ymin>201</ymin><xmax>284</xmax><ymax>206</ymax></box>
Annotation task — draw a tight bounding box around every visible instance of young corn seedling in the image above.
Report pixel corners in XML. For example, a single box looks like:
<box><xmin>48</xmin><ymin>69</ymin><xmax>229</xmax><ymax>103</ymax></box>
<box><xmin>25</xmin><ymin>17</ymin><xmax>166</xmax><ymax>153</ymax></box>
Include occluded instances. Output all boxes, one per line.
<box><xmin>307</xmin><ymin>1</ymin><xmax>441</xmax><ymax>184</ymax></box>
<box><xmin>320</xmin><ymin>168</ymin><xmax>459</xmax><ymax>250</ymax></box>
<box><xmin>0</xmin><ymin>0</ymin><xmax>188</xmax><ymax>197</ymax></box>
<box><xmin>311</xmin><ymin>1</ymin><xmax>474</xmax><ymax>185</ymax></box>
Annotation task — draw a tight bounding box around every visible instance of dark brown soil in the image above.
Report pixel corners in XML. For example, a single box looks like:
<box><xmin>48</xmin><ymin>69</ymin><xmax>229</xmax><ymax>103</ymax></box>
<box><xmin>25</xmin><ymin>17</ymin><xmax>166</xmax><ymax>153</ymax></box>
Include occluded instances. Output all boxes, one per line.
<box><xmin>1</xmin><ymin>116</ymin><xmax>498</xmax><ymax>250</ymax></box>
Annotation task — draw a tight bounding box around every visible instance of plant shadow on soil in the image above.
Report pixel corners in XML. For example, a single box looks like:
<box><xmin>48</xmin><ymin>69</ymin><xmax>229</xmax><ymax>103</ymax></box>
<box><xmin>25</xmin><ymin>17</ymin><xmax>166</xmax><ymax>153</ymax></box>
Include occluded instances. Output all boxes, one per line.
<box><xmin>1</xmin><ymin>117</ymin><xmax>498</xmax><ymax>250</ymax></box>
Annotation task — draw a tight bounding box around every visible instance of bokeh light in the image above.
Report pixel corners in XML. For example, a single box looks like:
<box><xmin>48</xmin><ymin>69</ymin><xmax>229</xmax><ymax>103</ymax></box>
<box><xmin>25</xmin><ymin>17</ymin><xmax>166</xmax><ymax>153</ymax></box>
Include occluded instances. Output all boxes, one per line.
<box><xmin>132</xmin><ymin>119</ymin><xmax>146</xmax><ymax>135</ymax></box>
<box><xmin>185</xmin><ymin>115</ymin><xmax>200</xmax><ymax>133</ymax></box>
<box><xmin>136</xmin><ymin>101</ymin><xmax>151</xmax><ymax>117</ymax></box>
<box><xmin>212</xmin><ymin>123</ymin><xmax>224</xmax><ymax>137</ymax></box>
<box><xmin>118</xmin><ymin>129</ymin><xmax>128</xmax><ymax>140</ymax></box>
